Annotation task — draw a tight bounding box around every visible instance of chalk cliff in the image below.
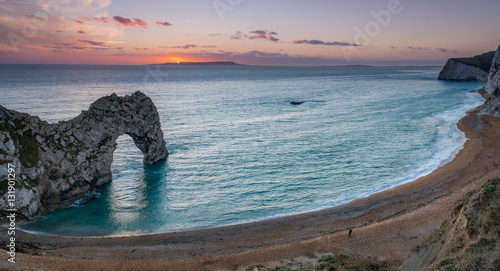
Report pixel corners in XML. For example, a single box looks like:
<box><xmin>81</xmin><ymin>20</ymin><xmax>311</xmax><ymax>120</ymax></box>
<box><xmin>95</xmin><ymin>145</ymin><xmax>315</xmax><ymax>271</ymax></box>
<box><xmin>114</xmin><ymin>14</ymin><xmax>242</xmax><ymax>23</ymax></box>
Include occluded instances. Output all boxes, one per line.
<box><xmin>438</xmin><ymin>51</ymin><xmax>495</xmax><ymax>83</ymax></box>
<box><xmin>0</xmin><ymin>91</ymin><xmax>168</xmax><ymax>222</ymax></box>
<box><xmin>481</xmin><ymin>46</ymin><xmax>500</xmax><ymax>116</ymax></box>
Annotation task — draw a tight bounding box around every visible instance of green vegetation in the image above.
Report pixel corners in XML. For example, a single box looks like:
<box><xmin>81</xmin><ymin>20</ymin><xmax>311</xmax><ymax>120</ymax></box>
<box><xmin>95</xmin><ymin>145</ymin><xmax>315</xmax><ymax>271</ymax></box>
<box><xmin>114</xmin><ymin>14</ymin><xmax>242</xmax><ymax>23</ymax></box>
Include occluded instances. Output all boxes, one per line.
<box><xmin>19</xmin><ymin>128</ymin><xmax>40</xmax><ymax>167</ymax></box>
<box><xmin>0</xmin><ymin>119</ymin><xmax>40</xmax><ymax>168</ymax></box>
<box><xmin>483</xmin><ymin>179</ymin><xmax>497</xmax><ymax>194</ymax></box>
<box><xmin>0</xmin><ymin>118</ymin><xmax>42</xmax><ymax>195</ymax></box>
<box><xmin>49</xmin><ymin>170</ymin><xmax>63</xmax><ymax>181</ymax></box>
<box><xmin>245</xmin><ymin>254</ymin><xmax>391</xmax><ymax>271</ymax></box>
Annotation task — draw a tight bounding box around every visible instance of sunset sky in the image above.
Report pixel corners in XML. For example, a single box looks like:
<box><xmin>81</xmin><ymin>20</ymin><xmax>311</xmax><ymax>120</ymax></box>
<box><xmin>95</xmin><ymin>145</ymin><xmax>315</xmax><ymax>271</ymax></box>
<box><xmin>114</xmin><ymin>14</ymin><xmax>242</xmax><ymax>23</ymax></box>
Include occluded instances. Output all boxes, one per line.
<box><xmin>0</xmin><ymin>0</ymin><xmax>499</xmax><ymax>66</ymax></box>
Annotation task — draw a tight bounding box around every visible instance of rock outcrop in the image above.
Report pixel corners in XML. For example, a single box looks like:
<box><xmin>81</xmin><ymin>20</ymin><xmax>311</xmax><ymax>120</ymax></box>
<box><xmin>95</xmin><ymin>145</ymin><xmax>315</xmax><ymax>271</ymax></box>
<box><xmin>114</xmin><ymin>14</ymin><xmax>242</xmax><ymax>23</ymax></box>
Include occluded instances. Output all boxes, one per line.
<box><xmin>438</xmin><ymin>51</ymin><xmax>495</xmax><ymax>83</ymax></box>
<box><xmin>0</xmin><ymin>91</ymin><xmax>168</xmax><ymax>222</ymax></box>
<box><xmin>481</xmin><ymin>46</ymin><xmax>500</xmax><ymax>116</ymax></box>
<box><xmin>485</xmin><ymin>47</ymin><xmax>500</xmax><ymax>94</ymax></box>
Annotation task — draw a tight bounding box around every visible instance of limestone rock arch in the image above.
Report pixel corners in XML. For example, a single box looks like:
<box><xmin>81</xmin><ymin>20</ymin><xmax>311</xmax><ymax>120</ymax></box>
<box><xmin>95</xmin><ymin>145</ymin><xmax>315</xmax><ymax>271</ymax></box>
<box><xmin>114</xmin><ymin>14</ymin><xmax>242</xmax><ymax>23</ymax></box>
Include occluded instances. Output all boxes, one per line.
<box><xmin>0</xmin><ymin>91</ymin><xmax>168</xmax><ymax>221</ymax></box>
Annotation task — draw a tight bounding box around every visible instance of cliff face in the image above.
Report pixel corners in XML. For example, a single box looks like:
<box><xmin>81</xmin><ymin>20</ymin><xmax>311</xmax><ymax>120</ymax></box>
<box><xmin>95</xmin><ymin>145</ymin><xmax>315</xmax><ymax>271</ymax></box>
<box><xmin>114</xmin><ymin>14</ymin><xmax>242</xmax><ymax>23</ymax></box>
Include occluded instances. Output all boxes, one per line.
<box><xmin>398</xmin><ymin>179</ymin><xmax>500</xmax><ymax>271</ymax></box>
<box><xmin>438</xmin><ymin>51</ymin><xmax>495</xmax><ymax>83</ymax></box>
<box><xmin>481</xmin><ymin>46</ymin><xmax>500</xmax><ymax>116</ymax></box>
<box><xmin>0</xmin><ymin>91</ymin><xmax>168</xmax><ymax>222</ymax></box>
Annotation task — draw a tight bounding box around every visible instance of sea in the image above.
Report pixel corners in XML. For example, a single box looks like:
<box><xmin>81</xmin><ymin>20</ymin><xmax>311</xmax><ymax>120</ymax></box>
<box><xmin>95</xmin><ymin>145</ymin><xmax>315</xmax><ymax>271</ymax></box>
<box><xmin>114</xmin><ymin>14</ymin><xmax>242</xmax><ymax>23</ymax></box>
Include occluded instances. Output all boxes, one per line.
<box><xmin>0</xmin><ymin>64</ymin><xmax>484</xmax><ymax>236</ymax></box>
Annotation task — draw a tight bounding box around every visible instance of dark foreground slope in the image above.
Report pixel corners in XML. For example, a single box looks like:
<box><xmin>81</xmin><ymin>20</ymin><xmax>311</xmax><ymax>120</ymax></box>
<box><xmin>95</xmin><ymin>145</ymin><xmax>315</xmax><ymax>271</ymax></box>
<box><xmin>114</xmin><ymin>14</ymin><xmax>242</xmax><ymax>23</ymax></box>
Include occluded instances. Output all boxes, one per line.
<box><xmin>398</xmin><ymin>179</ymin><xmax>500</xmax><ymax>271</ymax></box>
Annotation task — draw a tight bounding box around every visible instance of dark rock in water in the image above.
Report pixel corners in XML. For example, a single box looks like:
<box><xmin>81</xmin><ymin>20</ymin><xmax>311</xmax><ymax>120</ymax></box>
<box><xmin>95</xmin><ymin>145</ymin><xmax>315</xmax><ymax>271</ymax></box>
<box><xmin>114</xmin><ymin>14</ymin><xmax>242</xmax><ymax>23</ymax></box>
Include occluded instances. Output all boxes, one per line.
<box><xmin>290</xmin><ymin>101</ymin><xmax>304</xmax><ymax>105</ymax></box>
<box><xmin>0</xmin><ymin>91</ymin><xmax>168</xmax><ymax>222</ymax></box>
<box><xmin>438</xmin><ymin>51</ymin><xmax>495</xmax><ymax>83</ymax></box>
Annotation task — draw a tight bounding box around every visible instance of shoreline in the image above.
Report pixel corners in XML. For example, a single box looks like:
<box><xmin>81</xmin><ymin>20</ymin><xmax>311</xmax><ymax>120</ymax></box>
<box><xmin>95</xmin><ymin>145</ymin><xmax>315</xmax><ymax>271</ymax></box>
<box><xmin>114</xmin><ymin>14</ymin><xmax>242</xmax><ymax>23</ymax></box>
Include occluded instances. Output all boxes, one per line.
<box><xmin>14</xmin><ymin>94</ymin><xmax>482</xmax><ymax>238</ymax></box>
<box><xmin>2</xmin><ymin>109</ymin><xmax>500</xmax><ymax>270</ymax></box>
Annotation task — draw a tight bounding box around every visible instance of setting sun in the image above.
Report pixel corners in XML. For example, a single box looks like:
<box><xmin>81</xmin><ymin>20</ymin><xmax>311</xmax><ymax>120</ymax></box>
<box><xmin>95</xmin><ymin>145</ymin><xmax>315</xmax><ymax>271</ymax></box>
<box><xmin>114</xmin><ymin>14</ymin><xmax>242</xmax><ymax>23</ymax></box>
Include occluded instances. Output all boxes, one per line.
<box><xmin>164</xmin><ymin>56</ymin><xmax>189</xmax><ymax>64</ymax></box>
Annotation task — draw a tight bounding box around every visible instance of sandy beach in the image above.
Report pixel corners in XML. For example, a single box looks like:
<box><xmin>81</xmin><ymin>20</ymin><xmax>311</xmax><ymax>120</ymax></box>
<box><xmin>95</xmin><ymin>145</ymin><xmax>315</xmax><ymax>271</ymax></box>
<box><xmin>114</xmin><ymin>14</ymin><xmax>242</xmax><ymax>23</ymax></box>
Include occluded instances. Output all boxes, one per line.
<box><xmin>2</xmin><ymin>109</ymin><xmax>500</xmax><ymax>271</ymax></box>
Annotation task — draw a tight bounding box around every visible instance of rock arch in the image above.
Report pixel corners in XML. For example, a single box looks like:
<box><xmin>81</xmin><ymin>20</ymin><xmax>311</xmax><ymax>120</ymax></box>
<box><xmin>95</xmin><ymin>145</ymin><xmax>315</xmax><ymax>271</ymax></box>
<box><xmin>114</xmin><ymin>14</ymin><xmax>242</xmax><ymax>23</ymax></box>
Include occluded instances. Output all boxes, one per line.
<box><xmin>0</xmin><ymin>91</ymin><xmax>168</xmax><ymax>221</ymax></box>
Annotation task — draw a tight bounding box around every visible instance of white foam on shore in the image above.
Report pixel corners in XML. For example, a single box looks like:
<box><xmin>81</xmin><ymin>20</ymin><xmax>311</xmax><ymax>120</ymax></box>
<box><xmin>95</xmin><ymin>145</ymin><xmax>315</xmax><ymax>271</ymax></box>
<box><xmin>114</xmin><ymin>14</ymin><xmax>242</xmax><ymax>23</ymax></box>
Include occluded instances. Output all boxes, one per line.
<box><xmin>355</xmin><ymin>91</ymin><xmax>485</xmax><ymax>200</ymax></box>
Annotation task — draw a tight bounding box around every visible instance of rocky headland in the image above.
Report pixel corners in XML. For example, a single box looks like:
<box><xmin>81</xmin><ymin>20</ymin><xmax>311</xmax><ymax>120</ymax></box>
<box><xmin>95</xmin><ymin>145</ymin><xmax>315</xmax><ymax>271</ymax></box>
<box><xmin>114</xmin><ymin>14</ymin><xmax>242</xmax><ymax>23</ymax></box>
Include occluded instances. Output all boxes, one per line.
<box><xmin>0</xmin><ymin>91</ymin><xmax>168</xmax><ymax>222</ymax></box>
<box><xmin>481</xmin><ymin>47</ymin><xmax>500</xmax><ymax>116</ymax></box>
<box><xmin>438</xmin><ymin>50</ymin><xmax>496</xmax><ymax>83</ymax></box>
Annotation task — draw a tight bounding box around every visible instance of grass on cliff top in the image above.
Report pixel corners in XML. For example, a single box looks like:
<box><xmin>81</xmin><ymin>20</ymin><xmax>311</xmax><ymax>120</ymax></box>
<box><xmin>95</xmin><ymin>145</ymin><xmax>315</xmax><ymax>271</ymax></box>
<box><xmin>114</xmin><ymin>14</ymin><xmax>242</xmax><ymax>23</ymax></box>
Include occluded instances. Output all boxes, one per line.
<box><xmin>246</xmin><ymin>253</ymin><xmax>391</xmax><ymax>271</ymax></box>
<box><xmin>453</xmin><ymin>51</ymin><xmax>496</xmax><ymax>73</ymax></box>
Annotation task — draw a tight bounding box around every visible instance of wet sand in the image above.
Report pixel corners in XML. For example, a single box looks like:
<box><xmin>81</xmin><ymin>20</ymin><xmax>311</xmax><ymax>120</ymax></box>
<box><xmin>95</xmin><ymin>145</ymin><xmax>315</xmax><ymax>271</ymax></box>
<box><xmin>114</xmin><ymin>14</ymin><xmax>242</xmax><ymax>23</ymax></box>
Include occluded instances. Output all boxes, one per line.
<box><xmin>2</xmin><ymin>110</ymin><xmax>500</xmax><ymax>271</ymax></box>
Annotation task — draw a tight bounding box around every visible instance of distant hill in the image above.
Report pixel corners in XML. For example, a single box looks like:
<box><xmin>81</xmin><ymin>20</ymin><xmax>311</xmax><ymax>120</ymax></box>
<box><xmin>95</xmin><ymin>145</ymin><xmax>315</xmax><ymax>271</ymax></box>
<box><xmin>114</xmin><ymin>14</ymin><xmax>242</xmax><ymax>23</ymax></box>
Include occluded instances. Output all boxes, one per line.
<box><xmin>158</xmin><ymin>61</ymin><xmax>247</xmax><ymax>66</ymax></box>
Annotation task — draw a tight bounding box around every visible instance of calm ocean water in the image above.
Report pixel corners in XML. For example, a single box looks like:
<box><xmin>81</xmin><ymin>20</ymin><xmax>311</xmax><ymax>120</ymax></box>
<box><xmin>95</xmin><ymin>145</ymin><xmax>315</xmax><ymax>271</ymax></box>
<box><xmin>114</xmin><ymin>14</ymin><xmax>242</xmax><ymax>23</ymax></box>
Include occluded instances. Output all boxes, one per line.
<box><xmin>0</xmin><ymin>64</ymin><xmax>484</xmax><ymax>236</ymax></box>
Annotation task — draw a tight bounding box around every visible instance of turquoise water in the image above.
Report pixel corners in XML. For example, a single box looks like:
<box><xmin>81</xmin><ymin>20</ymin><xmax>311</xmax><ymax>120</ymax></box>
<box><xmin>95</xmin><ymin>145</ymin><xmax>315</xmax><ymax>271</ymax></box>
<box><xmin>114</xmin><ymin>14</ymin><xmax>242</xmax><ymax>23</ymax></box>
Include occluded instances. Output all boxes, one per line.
<box><xmin>0</xmin><ymin>65</ymin><xmax>484</xmax><ymax>236</ymax></box>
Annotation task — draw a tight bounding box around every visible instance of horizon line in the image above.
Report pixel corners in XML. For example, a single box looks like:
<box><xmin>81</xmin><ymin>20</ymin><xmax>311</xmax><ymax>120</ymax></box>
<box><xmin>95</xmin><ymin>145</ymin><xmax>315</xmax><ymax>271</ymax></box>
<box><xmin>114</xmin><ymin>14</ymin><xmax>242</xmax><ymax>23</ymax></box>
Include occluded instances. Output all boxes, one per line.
<box><xmin>0</xmin><ymin>62</ymin><xmax>443</xmax><ymax>68</ymax></box>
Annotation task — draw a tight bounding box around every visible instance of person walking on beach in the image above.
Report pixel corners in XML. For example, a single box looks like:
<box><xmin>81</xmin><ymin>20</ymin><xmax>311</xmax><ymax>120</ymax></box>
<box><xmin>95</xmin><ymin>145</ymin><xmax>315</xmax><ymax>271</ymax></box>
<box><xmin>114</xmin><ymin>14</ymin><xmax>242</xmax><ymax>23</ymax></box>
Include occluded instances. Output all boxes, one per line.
<box><xmin>348</xmin><ymin>228</ymin><xmax>352</xmax><ymax>238</ymax></box>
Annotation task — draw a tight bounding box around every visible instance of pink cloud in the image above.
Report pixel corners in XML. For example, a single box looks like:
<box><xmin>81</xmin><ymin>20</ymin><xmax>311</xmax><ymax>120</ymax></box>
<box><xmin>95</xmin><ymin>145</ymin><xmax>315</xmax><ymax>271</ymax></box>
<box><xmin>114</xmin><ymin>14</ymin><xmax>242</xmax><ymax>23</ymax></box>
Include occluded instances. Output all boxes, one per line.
<box><xmin>92</xmin><ymin>17</ymin><xmax>109</xmax><ymax>23</ymax></box>
<box><xmin>249</xmin><ymin>33</ymin><xmax>280</xmax><ymax>42</ymax></box>
<box><xmin>77</xmin><ymin>39</ymin><xmax>108</xmax><ymax>47</ymax></box>
<box><xmin>250</xmin><ymin>30</ymin><xmax>267</xmax><ymax>35</ymax></box>
<box><xmin>78</xmin><ymin>30</ymin><xmax>85</xmax><ymax>34</ymax></box>
<box><xmin>232</xmin><ymin>30</ymin><xmax>280</xmax><ymax>42</ymax></box>
<box><xmin>293</xmin><ymin>39</ymin><xmax>360</xmax><ymax>47</ymax></box>
<box><xmin>267</xmin><ymin>35</ymin><xmax>279</xmax><ymax>42</ymax></box>
<box><xmin>155</xmin><ymin>21</ymin><xmax>172</xmax><ymax>27</ymax></box>
<box><xmin>408</xmin><ymin>46</ymin><xmax>458</xmax><ymax>54</ymax></box>
<box><xmin>159</xmin><ymin>44</ymin><xmax>217</xmax><ymax>49</ymax></box>
<box><xmin>76</xmin><ymin>16</ymin><xmax>92</xmax><ymax>22</ymax></box>
<box><xmin>73</xmin><ymin>16</ymin><xmax>109</xmax><ymax>24</ymax></box>
<box><xmin>113</xmin><ymin>16</ymin><xmax>147</xmax><ymax>28</ymax></box>
<box><xmin>230</xmin><ymin>33</ymin><xmax>242</xmax><ymax>40</ymax></box>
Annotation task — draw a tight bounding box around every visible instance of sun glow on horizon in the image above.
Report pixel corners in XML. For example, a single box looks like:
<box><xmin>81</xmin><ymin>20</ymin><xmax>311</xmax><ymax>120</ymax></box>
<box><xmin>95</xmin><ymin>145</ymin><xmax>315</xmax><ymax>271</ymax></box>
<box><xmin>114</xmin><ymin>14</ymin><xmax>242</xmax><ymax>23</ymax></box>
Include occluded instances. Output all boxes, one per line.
<box><xmin>165</xmin><ymin>56</ymin><xmax>191</xmax><ymax>64</ymax></box>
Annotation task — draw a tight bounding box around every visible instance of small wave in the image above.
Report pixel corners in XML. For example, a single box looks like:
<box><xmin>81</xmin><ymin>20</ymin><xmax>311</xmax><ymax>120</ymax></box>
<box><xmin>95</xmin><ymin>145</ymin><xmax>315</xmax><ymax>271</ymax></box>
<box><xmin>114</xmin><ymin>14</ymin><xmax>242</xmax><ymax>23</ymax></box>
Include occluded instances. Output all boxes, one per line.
<box><xmin>68</xmin><ymin>190</ymin><xmax>102</xmax><ymax>207</ymax></box>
